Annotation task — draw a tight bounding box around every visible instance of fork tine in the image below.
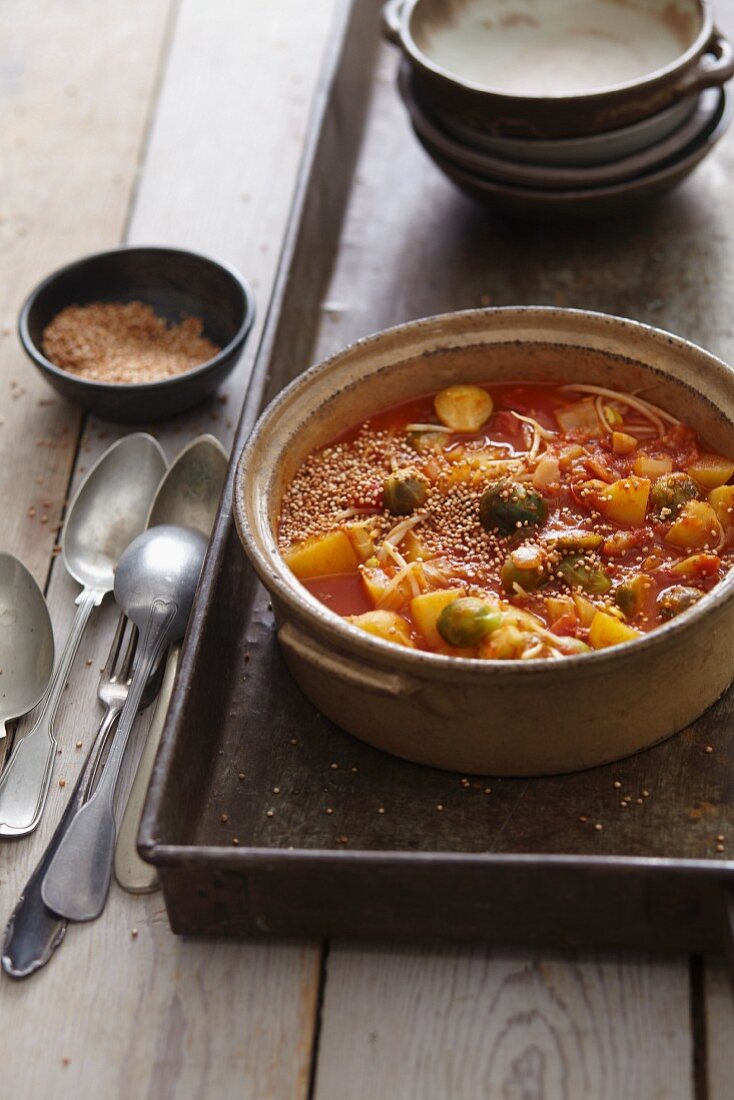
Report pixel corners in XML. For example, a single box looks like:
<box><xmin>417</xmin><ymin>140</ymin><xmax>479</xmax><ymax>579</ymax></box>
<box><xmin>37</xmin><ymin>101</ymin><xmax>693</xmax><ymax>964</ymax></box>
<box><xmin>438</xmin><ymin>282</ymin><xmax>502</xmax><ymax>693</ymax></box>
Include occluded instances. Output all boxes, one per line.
<box><xmin>116</xmin><ymin>621</ymin><xmax>139</xmax><ymax>684</ymax></box>
<box><xmin>100</xmin><ymin>613</ymin><xmax>128</xmax><ymax>683</ymax></box>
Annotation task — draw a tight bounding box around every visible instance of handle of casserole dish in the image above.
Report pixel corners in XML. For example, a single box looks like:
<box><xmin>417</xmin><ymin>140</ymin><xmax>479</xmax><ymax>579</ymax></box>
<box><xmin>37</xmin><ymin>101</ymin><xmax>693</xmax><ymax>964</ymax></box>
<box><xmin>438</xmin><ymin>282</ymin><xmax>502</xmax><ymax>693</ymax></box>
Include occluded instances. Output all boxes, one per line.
<box><xmin>278</xmin><ymin>621</ymin><xmax>419</xmax><ymax>699</ymax></box>
<box><xmin>673</xmin><ymin>32</ymin><xmax>734</xmax><ymax>96</ymax></box>
<box><xmin>382</xmin><ymin>0</ymin><xmax>408</xmax><ymax>45</ymax></box>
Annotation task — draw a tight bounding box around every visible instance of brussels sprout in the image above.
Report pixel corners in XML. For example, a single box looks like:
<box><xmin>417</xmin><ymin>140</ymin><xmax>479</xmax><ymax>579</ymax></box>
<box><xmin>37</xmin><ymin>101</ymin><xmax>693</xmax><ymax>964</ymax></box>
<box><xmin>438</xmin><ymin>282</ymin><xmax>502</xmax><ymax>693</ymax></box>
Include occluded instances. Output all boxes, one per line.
<box><xmin>383</xmin><ymin>474</ymin><xmax>427</xmax><ymax>515</ymax></box>
<box><xmin>557</xmin><ymin>553</ymin><xmax>611</xmax><ymax>595</ymax></box>
<box><xmin>479</xmin><ymin>480</ymin><xmax>547</xmax><ymax>536</ymax></box>
<box><xmin>408</xmin><ymin>429</ymin><xmax>446</xmax><ymax>454</ymax></box>
<box><xmin>437</xmin><ymin>597</ymin><xmax>502</xmax><ymax>647</ymax></box>
<box><xmin>614</xmin><ymin>574</ymin><xmax>651</xmax><ymax>618</ymax></box>
<box><xmin>500</xmin><ymin>556</ymin><xmax>546</xmax><ymax>594</ymax></box>
<box><xmin>649</xmin><ymin>473</ymin><xmax>700</xmax><ymax>519</ymax></box>
<box><xmin>657</xmin><ymin>584</ymin><xmax>703</xmax><ymax>620</ymax></box>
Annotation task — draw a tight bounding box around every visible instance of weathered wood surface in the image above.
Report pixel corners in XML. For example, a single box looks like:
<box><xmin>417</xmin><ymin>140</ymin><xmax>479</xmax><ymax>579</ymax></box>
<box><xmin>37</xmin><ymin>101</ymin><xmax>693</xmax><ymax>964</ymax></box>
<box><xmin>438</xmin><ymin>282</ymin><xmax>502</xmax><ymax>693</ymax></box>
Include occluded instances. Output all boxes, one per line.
<box><xmin>705</xmin><ymin>959</ymin><xmax>734</xmax><ymax>1097</ymax></box>
<box><xmin>0</xmin><ymin>1</ymin><xmax>334</xmax><ymax>1096</ymax></box>
<box><xmin>0</xmin><ymin>0</ymin><xmax>172</xmax><ymax>587</ymax></box>
<box><xmin>313</xmin><ymin>944</ymin><xmax>694</xmax><ymax>1100</ymax></box>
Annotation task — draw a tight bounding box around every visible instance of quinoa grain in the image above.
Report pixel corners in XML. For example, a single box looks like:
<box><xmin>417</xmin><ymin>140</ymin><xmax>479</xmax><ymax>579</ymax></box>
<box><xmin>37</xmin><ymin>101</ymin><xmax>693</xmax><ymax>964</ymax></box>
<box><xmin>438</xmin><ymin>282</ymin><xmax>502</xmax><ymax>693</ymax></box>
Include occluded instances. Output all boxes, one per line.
<box><xmin>42</xmin><ymin>301</ymin><xmax>220</xmax><ymax>385</ymax></box>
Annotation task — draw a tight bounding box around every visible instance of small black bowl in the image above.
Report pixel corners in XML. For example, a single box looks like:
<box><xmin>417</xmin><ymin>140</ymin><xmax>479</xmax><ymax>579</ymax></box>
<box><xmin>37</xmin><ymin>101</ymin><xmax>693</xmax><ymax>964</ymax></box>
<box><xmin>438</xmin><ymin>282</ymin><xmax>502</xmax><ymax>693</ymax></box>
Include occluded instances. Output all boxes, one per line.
<box><xmin>18</xmin><ymin>245</ymin><xmax>256</xmax><ymax>423</ymax></box>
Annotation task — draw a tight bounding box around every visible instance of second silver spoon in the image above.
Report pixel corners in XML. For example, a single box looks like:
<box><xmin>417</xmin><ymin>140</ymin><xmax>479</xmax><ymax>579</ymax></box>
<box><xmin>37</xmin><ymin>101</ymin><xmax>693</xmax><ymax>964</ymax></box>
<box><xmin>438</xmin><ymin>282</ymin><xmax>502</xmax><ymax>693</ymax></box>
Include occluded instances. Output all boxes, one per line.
<box><xmin>115</xmin><ymin>433</ymin><xmax>227</xmax><ymax>892</ymax></box>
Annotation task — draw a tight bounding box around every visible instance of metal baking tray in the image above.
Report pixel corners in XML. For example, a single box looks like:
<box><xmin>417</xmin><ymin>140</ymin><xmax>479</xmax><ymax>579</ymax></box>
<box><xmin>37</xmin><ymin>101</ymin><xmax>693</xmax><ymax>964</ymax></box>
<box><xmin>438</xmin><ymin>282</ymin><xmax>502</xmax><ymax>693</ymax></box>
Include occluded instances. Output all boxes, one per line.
<box><xmin>140</xmin><ymin>0</ymin><xmax>734</xmax><ymax>955</ymax></box>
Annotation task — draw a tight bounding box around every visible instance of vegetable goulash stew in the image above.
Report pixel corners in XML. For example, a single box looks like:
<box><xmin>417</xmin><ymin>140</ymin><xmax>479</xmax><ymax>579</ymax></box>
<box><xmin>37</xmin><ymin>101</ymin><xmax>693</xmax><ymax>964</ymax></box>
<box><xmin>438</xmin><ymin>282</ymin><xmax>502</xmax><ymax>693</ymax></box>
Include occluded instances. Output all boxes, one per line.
<box><xmin>278</xmin><ymin>381</ymin><xmax>734</xmax><ymax>660</ymax></box>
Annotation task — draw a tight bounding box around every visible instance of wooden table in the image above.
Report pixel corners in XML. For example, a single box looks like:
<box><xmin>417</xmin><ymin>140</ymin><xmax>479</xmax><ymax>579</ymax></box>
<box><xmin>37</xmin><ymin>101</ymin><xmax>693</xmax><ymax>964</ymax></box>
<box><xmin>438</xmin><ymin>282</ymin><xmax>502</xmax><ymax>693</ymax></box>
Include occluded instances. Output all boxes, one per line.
<box><xmin>1</xmin><ymin>2</ymin><xmax>733</xmax><ymax>1096</ymax></box>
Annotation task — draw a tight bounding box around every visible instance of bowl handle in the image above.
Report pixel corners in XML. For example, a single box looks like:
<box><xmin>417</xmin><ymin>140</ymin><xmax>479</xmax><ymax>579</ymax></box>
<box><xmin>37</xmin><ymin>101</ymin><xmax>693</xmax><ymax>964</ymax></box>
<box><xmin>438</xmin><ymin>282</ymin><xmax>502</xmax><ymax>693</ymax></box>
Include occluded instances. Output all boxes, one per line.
<box><xmin>278</xmin><ymin>620</ymin><xmax>420</xmax><ymax>699</ymax></box>
<box><xmin>382</xmin><ymin>0</ymin><xmax>407</xmax><ymax>45</ymax></box>
<box><xmin>673</xmin><ymin>31</ymin><xmax>734</xmax><ymax>96</ymax></box>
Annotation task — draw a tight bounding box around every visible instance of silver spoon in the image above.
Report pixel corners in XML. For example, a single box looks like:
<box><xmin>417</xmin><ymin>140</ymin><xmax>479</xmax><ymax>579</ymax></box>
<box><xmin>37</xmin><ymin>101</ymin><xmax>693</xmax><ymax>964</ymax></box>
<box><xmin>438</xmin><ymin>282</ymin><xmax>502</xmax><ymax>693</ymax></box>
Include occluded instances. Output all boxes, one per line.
<box><xmin>42</xmin><ymin>524</ymin><xmax>207</xmax><ymax>921</ymax></box>
<box><xmin>0</xmin><ymin>553</ymin><xmax>54</xmax><ymax>741</ymax></box>
<box><xmin>115</xmin><ymin>434</ymin><xmax>227</xmax><ymax>893</ymax></box>
<box><xmin>0</xmin><ymin>434</ymin><xmax>167</xmax><ymax>836</ymax></box>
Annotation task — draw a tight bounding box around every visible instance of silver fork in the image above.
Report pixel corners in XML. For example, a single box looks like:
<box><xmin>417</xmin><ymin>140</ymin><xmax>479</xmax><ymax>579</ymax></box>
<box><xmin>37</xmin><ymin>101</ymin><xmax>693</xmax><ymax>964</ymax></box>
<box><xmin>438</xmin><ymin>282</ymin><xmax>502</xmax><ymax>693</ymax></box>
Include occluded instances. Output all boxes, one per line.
<box><xmin>2</xmin><ymin>615</ymin><xmax>139</xmax><ymax>979</ymax></box>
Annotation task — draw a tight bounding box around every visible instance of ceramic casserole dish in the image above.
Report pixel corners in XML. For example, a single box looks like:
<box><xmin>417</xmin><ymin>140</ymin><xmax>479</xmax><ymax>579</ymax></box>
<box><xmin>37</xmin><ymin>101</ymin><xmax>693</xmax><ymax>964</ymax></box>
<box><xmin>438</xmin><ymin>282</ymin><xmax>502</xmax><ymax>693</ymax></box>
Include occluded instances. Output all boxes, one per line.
<box><xmin>234</xmin><ymin>307</ymin><xmax>734</xmax><ymax>776</ymax></box>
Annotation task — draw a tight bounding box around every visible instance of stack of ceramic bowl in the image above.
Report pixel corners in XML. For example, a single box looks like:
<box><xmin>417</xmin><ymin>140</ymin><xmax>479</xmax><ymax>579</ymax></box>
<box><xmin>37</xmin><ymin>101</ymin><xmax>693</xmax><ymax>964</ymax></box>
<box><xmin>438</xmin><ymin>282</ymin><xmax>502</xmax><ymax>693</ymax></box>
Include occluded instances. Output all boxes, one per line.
<box><xmin>385</xmin><ymin>0</ymin><xmax>734</xmax><ymax>217</ymax></box>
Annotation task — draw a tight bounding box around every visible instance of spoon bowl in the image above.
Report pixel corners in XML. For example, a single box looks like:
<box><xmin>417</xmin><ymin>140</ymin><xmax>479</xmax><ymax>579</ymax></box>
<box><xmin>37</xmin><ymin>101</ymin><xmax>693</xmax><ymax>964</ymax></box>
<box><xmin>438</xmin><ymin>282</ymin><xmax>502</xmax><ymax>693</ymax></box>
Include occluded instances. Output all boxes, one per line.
<box><xmin>147</xmin><ymin>435</ymin><xmax>228</xmax><ymax>534</ymax></box>
<box><xmin>64</xmin><ymin>434</ymin><xmax>169</xmax><ymax>591</ymax></box>
<box><xmin>114</xmin><ymin>524</ymin><xmax>209</xmax><ymax>636</ymax></box>
<box><xmin>0</xmin><ymin>554</ymin><xmax>54</xmax><ymax>740</ymax></box>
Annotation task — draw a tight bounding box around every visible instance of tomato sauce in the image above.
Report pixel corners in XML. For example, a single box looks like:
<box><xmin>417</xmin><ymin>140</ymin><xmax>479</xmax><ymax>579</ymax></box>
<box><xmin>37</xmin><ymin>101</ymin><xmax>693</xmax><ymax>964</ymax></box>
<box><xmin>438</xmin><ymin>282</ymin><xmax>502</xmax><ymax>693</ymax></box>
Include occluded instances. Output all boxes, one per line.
<box><xmin>279</xmin><ymin>380</ymin><xmax>734</xmax><ymax>660</ymax></box>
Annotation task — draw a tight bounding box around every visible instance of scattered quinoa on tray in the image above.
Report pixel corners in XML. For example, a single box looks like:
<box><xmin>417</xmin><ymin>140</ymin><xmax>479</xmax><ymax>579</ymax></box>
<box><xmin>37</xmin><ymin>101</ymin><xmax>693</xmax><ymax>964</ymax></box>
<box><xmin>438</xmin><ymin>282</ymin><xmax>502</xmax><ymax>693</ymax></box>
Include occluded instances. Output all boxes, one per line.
<box><xmin>41</xmin><ymin>301</ymin><xmax>220</xmax><ymax>384</ymax></box>
<box><xmin>278</xmin><ymin>379</ymin><xmax>734</xmax><ymax>660</ymax></box>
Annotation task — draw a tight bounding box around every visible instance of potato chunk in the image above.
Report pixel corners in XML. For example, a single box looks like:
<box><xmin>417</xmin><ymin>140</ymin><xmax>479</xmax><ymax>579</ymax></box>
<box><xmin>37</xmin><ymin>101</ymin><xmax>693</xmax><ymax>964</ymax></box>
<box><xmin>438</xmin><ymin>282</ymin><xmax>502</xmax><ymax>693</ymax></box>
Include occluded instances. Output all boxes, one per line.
<box><xmin>284</xmin><ymin>530</ymin><xmax>359</xmax><ymax>580</ymax></box>
<box><xmin>670</xmin><ymin>553</ymin><xmax>720</xmax><ymax>578</ymax></box>
<box><xmin>346</xmin><ymin>521</ymin><xmax>375</xmax><ymax>563</ymax></box>
<box><xmin>434</xmin><ymin>385</ymin><xmax>493</xmax><ymax>432</ymax></box>
<box><xmin>688</xmin><ymin>453</ymin><xmax>734</xmax><ymax>490</ymax></box>
<box><xmin>545</xmin><ymin>595</ymin><xmax>576</xmax><ymax>622</ymax></box>
<box><xmin>361</xmin><ymin>565</ymin><xmax>417</xmax><ymax>611</ymax></box>
<box><xmin>573</xmin><ymin>594</ymin><xmax>598</xmax><ymax>627</ymax></box>
<box><xmin>595</xmin><ymin>477</ymin><xmax>650</xmax><ymax>526</ymax></box>
<box><xmin>708</xmin><ymin>485</ymin><xmax>734</xmax><ymax>528</ymax></box>
<box><xmin>632</xmin><ymin>454</ymin><xmax>673</xmax><ymax>478</ymax></box>
<box><xmin>532</xmin><ymin>454</ymin><xmax>561</xmax><ymax>491</ymax></box>
<box><xmin>401</xmin><ymin>529</ymin><xmax>432</xmax><ymax>563</ymax></box>
<box><xmin>348</xmin><ymin>610</ymin><xmax>414</xmax><ymax>648</ymax></box>
<box><xmin>612</xmin><ymin>431</ymin><xmax>637</xmax><ymax>455</ymax></box>
<box><xmin>665</xmin><ymin>500</ymin><xmax>722</xmax><ymax>549</ymax></box>
<box><xmin>589</xmin><ymin>610</ymin><xmax>642</xmax><ymax>649</ymax></box>
<box><xmin>410</xmin><ymin>587</ymin><xmax>466</xmax><ymax>648</ymax></box>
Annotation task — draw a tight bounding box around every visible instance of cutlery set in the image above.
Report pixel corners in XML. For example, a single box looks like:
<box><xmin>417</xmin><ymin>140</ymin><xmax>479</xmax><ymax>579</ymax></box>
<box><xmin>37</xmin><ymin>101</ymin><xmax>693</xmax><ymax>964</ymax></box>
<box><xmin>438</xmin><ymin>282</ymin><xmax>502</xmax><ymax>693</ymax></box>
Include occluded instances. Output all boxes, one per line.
<box><xmin>0</xmin><ymin>433</ymin><xmax>227</xmax><ymax>978</ymax></box>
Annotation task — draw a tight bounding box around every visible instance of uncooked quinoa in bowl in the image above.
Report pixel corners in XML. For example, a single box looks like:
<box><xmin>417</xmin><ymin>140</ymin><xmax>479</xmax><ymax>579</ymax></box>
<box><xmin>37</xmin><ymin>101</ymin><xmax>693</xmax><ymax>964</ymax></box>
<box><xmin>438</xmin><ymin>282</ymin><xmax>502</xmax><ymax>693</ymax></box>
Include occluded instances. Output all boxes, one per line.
<box><xmin>19</xmin><ymin>245</ymin><xmax>255</xmax><ymax>423</ymax></box>
<box><xmin>41</xmin><ymin>300</ymin><xmax>221</xmax><ymax>386</ymax></box>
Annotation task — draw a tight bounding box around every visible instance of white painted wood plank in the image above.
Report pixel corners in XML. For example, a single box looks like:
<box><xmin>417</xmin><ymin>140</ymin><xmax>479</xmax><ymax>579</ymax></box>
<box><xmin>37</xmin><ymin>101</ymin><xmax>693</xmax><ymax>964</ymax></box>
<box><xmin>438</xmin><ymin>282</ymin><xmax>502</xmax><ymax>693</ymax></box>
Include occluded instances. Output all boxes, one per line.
<box><xmin>314</xmin><ymin>944</ymin><xmax>694</xmax><ymax>1100</ymax></box>
<box><xmin>0</xmin><ymin>1</ymin><xmax>336</xmax><ymax>1096</ymax></box>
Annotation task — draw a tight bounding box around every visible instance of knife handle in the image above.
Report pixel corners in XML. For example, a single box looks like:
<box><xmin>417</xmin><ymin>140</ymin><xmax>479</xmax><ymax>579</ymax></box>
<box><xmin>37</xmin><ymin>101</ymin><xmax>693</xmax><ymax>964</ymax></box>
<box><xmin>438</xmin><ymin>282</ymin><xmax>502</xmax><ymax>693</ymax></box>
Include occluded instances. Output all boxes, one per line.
<box><xmin>114</xmin><ymin>644</ymin><xmax>179</xmax><ymax>893</ymax></box>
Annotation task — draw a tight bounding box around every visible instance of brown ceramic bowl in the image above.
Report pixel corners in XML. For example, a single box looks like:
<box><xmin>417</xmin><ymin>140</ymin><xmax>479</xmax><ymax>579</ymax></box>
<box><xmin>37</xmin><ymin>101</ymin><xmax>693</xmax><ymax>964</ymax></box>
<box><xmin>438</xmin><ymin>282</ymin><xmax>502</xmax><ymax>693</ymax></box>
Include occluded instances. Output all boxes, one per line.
<box><xmin>19</xmin><ymin>246</ymin><xmax>255</xmax><ymax>423</ymax></box>
<box><xmin>431</xmin><ymin>88</ymin><xmax>700</xmax><ymax>168</ymax></box>
<box><xmin>399</xmin><ymin>59</ymin><xmax>724</xmax><ymax>190</ymax></box>
<box><xmin>383</xmin><ymin>0</ymin><xmax>734</xmax><ymax>138</ymax></box>
<box><xmin>234</xmin><ymin>308</ymin><xmax>734</xmax><ymax>777</ymax></box>
<box><xmin>419</xmin><ymin>84</ymin><xmax>730</xmax><ymax>219</ymax></box>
